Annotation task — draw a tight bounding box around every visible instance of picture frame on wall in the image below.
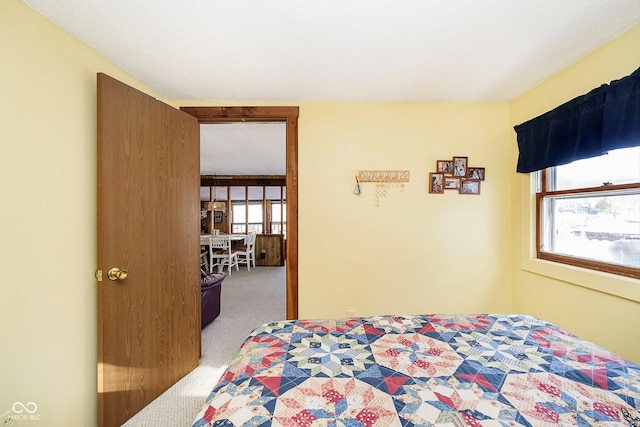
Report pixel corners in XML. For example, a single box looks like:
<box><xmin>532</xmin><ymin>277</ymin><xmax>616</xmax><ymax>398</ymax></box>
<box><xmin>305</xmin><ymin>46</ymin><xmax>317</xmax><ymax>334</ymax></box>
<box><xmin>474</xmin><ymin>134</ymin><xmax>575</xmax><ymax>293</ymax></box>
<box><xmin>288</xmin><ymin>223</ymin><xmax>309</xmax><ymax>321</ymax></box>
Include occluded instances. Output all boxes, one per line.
<box><xmin>429</xmin><ymin>172</ymin><xmax>444</xmax><ymax>194</ymax></box>
<box><xmin>428</xmin><ymin>155</ymin><xmax>485</xmax><ymax>196</ymax></box>
<box><xmin>444</xmin><ymin>176</ymin><xmax>461</xmax><ymax>190</ymax></box>
<box><xmin>468</xmin><ymin>167</ymin><xmax>485</xmax><ymax>180</ymax></box>
<box><xmin>453</xmin><ymin>156</ymin><xmax>468</xmax><ymax>177</ymax></box>
<box><xmin>460</xmin><ymin>180</ymin><xmax>481</xmax><ymax>195</ymax></box>
<box><xmin>436</xmin><ymin>160</ymin><xmax>454</xmax><ymax>174</ymax></box>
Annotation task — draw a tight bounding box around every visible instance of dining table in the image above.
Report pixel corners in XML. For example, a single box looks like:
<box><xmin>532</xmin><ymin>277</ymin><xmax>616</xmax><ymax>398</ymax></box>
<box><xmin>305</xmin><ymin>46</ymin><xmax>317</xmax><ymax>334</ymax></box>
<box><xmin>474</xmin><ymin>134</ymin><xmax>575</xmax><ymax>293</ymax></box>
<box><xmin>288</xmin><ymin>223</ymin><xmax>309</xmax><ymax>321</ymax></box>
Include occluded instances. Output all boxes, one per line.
<box><xmin>200</xmin><ymin>233</ymin><xmax>247</xmax><ymax>246</ymax></box>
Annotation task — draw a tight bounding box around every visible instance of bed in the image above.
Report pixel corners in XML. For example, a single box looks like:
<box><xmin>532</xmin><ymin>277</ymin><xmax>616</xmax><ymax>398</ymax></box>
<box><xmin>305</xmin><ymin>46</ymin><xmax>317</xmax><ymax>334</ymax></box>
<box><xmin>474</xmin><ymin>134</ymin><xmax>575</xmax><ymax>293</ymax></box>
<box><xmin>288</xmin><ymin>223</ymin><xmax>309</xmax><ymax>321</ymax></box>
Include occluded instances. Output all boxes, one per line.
<box><xmin>192</xmin><ymin>314</ymin><xmax>640</xmax><ymax>426</ymax></box>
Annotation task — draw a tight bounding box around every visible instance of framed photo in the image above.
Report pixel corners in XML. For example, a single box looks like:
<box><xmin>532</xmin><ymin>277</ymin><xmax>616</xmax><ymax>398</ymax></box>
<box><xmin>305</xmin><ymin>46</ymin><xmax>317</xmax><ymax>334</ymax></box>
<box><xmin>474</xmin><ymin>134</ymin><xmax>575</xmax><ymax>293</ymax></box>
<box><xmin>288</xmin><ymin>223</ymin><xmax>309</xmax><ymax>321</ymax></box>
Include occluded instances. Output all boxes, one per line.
<box><xmin>460</xmin><ymin>180</ymin><xmax>481</xmax><ymax>195</ymax></box>
<box><xmin>453</xmin><ymin>156</ymin><xmax>468</xmax><ymax>177</ymax></box>
<box><xmin>468</xmin><ymin>167</ymin><xmax>485</xmax><ymax>181</ymax></box>
<box><xmin>429</xmin><ymin>172</ymin><xmax>444</xmax><ymax>194</ymax></box>
<box><xmin>444</xmin><ymin>176</ymin><xmax>461</xmax><ymax>190</ymax></box>
<box><xmin>436</xmin><ymin>160</ymin><xmax>454</xmax><ymax>174</ymax></box>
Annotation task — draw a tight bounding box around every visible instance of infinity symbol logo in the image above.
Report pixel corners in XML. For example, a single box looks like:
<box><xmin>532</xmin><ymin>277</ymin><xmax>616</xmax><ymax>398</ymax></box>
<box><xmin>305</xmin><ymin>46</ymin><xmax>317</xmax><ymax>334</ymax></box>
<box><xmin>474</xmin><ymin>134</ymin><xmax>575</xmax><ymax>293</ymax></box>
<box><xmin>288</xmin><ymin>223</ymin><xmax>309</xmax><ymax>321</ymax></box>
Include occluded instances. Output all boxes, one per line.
<box><xmin>12</xmin><ymin>401</ymin><xmax>38</xmax><ymax>414</ymax></box>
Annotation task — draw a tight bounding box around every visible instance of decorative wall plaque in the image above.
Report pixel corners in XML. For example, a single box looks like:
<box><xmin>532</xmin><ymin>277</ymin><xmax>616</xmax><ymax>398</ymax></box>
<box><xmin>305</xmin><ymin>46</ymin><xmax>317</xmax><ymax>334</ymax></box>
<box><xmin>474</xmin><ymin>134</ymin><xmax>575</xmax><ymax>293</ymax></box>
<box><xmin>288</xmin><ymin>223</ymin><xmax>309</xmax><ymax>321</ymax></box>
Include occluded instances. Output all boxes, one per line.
<box><xmin>358</xmin><ymin>170</ymin><xmax>410</xmax><ymax>182</ymax></box>
<box><xmin>356</xmin><ymin>170</ymin><xmax>410</xmax><ymax>206</ymax></box>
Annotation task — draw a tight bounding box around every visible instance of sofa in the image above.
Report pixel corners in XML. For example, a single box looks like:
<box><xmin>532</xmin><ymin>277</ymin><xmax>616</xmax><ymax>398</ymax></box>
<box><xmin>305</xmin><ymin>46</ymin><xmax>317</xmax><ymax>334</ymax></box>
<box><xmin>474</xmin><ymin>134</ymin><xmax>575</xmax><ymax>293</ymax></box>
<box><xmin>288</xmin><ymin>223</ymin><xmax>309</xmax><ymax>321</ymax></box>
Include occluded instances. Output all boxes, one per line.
<box><xmin>201</xmin><ymin>270</ymin><xmax>226</xmax><ymax>329</ymax></box>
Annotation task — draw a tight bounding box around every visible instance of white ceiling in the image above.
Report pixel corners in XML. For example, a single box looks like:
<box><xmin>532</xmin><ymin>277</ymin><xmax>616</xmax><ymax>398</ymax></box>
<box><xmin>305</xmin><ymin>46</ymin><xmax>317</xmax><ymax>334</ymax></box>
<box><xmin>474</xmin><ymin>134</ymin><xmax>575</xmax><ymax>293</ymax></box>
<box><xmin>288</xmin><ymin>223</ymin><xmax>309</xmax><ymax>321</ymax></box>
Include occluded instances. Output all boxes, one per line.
<box><xmin>21</xmin><ymin>0</ymin><xmax>640</xmax><ymax>177</ymax></box>
<box><xmin>22</xmin><ymin>0</ymin><xmax>639</xmax><ymax>103</ymax></box>
<box><xmin>200</xmin><ymin>122</ymin><xmax>286</xmax><ymax>176</ymax></box>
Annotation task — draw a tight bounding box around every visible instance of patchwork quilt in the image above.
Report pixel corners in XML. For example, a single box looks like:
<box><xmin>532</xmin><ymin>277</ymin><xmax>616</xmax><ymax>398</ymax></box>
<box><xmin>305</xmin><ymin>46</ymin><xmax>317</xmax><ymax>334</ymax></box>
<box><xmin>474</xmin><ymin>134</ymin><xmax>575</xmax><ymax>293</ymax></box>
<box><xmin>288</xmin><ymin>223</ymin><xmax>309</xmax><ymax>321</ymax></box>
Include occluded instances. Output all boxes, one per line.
<box><xmin>192</xmin><ymin>314</ymin><xmax>640</xmax><ymax>426</ymax></box>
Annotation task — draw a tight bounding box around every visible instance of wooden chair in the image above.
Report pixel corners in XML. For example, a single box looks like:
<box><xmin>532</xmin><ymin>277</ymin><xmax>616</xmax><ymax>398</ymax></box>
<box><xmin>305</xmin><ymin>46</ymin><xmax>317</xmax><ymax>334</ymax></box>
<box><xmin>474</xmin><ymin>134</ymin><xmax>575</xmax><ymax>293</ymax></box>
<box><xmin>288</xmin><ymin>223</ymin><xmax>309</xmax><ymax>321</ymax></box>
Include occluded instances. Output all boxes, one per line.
<box><xmin>237</xmin><ymin>231</ymin><xmax>257</xmax><ymax>271</ymax></box>
<box><xmin>209</xmin><ymin>235</ymin><xmax>239</xmax><ymax>275</ymax></box>
<box><xmin>200</xmin><ymin>252</ymin><xmax>209</xmax><ymax>272</ymax></box>
<box><xmin>200</xmin><ymin>235</ymin><xmax>211</xmax><ymax>272</ymax></box>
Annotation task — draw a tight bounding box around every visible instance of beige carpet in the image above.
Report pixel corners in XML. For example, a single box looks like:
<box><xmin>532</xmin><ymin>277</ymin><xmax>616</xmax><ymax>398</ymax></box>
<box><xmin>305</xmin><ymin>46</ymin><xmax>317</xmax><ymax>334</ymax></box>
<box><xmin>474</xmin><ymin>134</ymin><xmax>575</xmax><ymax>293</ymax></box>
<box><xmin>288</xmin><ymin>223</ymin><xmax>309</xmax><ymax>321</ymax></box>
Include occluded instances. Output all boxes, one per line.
<box><xmin>122</xmin><ymin>265</ymin><xmax>286</xmax><ymax>427</ymax></box>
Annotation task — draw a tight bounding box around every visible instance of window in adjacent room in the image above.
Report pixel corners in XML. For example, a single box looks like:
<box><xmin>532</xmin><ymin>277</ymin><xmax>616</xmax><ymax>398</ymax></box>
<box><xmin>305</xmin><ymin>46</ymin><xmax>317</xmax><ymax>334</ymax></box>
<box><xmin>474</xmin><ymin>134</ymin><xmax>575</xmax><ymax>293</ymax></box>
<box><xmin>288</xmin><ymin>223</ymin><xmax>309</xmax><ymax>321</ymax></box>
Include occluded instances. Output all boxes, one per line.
<box><xmin>231</xmin><ymin>201</ymin><xmax>263</xmax><ymax>234</ymax></box>
<box><xmin>271</xmin><ymin>201</ymin><xmax>287</xmax><ymax>237</ymax></box>
<box><xmin>536</xmin><ymin>146</ymin><xmax>640</xmax><ymax>278</ymax></box>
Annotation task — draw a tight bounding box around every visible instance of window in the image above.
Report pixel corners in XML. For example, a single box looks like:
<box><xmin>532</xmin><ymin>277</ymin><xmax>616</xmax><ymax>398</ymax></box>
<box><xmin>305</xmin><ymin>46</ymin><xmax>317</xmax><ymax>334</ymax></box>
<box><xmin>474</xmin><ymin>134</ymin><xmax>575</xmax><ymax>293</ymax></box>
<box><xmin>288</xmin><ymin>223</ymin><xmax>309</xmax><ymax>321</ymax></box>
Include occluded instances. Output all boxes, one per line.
<box><xmin>271</xmin><ymin>202</ymin><xmax>287</xmax><ymax>236</ymax></box>
<box><xmin>537</xmin><ymin>146</ymin><xmax>640</xmax><ymax>278</ymax></box>
<box><xmin>231</xmin><ymin>202</ymin><xmax>263</xmax><ymax>233</ymax></box>
<box><xmin>203</xmin><ymin>184</ymin><xmax>286</xmax><ymax>235</ymax></box>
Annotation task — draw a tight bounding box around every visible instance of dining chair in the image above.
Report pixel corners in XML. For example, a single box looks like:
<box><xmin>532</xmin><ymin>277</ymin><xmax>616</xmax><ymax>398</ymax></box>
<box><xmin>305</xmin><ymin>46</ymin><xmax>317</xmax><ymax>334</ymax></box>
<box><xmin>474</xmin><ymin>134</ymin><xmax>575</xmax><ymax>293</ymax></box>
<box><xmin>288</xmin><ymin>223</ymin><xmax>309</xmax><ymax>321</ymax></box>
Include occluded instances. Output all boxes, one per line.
<box><xmin>209</xmin><ymin>235</ymin><xmax>239</xmax><ymax>275</ymax></box>
<box><xmin>200</xmin><ymin>251</ymin><xmax>209</xmax><ymax>272</ymax></box>
<box><xmin>200</xmin><ymin>234</ymin><xmax>211</xmax><ymax>272</ymax></box>
<box><xmin>236</xmin><ymin>231</ymin><xmax>257</xmax><ymax>271</ymax></box>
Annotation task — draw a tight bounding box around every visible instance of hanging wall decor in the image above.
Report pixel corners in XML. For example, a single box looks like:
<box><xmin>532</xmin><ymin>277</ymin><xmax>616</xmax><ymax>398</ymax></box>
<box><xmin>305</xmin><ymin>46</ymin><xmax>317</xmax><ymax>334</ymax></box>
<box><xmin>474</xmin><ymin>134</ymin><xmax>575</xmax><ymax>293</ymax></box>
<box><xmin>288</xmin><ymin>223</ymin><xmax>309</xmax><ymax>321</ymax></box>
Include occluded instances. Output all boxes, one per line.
<box><xmin>353</xmin><ymin>175</ymin><xmax>362</xmax><ymax>196</ymax></box>
<box><xmin>430</xmin><ymin>157</ymin><xmax>484</xmax><ymax>195</ymax></box>
<box><xmin>356</xmin><ymin>170</ymin><xmax>410</xmax><ymax>206</ymax></box>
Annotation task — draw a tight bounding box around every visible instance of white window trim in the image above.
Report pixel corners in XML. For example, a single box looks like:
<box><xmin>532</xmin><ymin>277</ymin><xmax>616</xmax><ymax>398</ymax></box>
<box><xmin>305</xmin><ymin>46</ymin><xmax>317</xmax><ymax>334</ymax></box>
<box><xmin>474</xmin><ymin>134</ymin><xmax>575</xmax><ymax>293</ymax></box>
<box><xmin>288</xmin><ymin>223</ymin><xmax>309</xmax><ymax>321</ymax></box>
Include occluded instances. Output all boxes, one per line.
<box><xmin>519</xmin><ymin>174</ymin><xmax>640</xmax><ymax>302</ymax></box>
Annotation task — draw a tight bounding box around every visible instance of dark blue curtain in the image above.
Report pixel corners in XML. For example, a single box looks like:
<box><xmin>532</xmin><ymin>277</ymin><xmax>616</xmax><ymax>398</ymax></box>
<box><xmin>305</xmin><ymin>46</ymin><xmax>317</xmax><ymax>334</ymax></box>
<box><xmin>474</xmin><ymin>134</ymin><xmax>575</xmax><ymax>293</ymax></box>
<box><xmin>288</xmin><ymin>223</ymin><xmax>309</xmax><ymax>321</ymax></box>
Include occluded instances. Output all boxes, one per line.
<box><xmin>514</xmin><ymin>67</ymin><xmax>640</xmax><ymax>173</ymax></box>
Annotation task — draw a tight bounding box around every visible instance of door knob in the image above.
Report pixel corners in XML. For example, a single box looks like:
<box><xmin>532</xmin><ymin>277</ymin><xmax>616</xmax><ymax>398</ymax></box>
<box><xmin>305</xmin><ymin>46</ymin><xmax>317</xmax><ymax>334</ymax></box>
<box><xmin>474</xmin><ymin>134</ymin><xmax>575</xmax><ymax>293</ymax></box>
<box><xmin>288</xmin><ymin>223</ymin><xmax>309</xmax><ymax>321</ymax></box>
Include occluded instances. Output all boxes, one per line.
<box><xmin>107</xmin><ymin>268</ymin><xmax>128</xmax><ymax>281</ymax></box>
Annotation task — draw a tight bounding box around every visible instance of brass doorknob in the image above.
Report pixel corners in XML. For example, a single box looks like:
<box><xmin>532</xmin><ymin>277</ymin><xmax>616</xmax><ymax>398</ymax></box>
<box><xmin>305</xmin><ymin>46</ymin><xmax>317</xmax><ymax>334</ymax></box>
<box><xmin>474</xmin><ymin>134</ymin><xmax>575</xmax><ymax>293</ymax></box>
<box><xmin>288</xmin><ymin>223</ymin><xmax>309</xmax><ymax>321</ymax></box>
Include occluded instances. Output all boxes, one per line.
<box><xmin>107</xmin><ymin>268</ymin><xmax>128</xmax><ymax>281</ymax></box>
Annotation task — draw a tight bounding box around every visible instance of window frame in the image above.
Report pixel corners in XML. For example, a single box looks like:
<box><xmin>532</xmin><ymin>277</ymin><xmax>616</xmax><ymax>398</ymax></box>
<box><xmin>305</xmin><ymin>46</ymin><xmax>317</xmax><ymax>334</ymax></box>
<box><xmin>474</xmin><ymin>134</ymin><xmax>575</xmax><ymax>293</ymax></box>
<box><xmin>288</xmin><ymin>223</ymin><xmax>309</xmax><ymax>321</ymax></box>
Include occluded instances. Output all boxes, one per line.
<box><xmin>536</xmin><ymin>169</ymin><xmax>640</xmax><ymax>279</ymax></box>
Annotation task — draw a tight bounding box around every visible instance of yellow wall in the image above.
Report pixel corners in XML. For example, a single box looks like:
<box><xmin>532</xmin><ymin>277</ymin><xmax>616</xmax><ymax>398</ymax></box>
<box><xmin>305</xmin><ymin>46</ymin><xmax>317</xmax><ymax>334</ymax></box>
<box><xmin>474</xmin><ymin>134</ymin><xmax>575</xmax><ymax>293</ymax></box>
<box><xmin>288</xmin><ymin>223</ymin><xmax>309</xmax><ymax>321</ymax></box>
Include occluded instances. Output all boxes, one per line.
<box><xmin>296</xmin><ymin>103</ymin><xmax>513</xmax><ymax>318</ymax></box>
<box><xmin>0</xmin><ymin>1</ymin><xmax>165</xmax><ymax>425</ymax></box>
<box><xmin>2</xmin><ymin>0</ymin><xmax>638</xmax><ymax>425</ymax></box>
<box><xmin>174</xmin><ymin>99</ymin><xmax>515</xmax><ymax>315</ymax></box>
<box><xmin>510</xmin><ymin>24</ymin><xmax>640</xmax><ymax>364</ymax></box>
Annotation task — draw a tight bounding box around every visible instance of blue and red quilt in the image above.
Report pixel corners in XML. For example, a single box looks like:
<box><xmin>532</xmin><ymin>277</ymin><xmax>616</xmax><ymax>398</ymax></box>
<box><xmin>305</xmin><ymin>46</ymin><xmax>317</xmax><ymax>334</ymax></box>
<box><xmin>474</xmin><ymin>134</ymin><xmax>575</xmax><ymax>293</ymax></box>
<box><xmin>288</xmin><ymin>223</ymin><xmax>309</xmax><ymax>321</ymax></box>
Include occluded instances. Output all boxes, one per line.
<box><xmin>192</xmin><ymin>314</ymin><xmax>640</xmax><ymax>426</ymax></box>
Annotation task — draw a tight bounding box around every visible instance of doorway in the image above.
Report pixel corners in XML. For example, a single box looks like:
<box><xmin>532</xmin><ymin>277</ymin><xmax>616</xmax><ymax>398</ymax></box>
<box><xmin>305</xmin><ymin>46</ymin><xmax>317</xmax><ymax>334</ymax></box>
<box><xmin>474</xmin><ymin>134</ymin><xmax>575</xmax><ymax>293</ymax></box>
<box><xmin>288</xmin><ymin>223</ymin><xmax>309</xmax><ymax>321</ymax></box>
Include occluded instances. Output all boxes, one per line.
<box><xmin>181</xmin><ymin>106</ymin><xmax>299</xmax><ymax>319</ymax></box>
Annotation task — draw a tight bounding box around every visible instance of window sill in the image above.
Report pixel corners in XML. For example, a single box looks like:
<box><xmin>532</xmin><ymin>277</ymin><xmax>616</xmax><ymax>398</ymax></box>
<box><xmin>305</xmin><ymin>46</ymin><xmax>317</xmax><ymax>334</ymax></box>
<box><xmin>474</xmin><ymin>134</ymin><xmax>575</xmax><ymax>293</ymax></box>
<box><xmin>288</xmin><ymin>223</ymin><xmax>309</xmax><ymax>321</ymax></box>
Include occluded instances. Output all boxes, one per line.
<box><xmin>521</xmin><ymin>255</ymin><xmax>640</xmax><ymax>302</ymax></box>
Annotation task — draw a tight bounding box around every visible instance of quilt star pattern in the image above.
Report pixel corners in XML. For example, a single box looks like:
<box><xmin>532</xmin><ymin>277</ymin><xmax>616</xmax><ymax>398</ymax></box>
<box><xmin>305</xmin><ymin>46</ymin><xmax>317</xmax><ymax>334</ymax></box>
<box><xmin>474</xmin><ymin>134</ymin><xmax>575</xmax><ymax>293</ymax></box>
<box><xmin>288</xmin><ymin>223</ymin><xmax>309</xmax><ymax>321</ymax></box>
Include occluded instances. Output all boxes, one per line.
<box><xmin>192</xmin><ymin>314</ymin><xmax>640</xmax><ymax>427</ymax></box>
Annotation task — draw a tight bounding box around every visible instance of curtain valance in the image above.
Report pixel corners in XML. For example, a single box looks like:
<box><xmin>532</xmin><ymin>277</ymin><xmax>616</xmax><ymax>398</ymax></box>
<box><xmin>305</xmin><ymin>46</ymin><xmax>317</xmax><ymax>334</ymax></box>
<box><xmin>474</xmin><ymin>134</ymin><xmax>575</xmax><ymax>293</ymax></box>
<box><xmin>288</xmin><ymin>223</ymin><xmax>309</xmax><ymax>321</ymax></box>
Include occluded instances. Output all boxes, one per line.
<box><xmin>514</xmin><ymin>67</ymin><xmax>640</xmax><ymax>173</ymax></box>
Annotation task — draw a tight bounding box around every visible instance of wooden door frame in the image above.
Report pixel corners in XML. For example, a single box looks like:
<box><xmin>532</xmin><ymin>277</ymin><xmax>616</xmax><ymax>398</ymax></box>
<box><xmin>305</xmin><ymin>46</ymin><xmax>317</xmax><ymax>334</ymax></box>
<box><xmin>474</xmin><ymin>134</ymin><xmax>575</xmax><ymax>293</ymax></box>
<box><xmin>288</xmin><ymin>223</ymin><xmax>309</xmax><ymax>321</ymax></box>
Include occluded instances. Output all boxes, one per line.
<box><xmin>180</xmin><ymin>106</ymin><xmax>299</xmax><ymax>319</ymax></box>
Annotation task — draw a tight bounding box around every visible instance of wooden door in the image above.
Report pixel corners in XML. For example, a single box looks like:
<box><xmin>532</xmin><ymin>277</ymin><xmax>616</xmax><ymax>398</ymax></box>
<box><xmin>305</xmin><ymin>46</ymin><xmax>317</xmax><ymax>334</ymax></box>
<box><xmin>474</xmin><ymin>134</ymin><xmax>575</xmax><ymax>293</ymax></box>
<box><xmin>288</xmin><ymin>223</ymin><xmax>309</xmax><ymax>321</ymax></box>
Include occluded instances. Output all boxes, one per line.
<box><xmin>97</xmin><ymin>73</ymin><xmax>201</xmax><ymax>427</ymax></box>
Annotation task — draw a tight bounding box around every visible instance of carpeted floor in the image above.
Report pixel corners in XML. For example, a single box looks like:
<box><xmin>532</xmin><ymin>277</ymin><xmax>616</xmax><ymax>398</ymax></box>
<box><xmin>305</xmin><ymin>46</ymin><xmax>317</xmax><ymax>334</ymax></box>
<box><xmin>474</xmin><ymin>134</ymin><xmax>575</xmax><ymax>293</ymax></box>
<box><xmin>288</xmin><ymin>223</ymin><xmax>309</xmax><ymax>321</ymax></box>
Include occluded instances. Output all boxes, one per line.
<box><xmin>122</xmin><ymin>265</ymin><xmax>286</xmax><ymax>427</ymax></box>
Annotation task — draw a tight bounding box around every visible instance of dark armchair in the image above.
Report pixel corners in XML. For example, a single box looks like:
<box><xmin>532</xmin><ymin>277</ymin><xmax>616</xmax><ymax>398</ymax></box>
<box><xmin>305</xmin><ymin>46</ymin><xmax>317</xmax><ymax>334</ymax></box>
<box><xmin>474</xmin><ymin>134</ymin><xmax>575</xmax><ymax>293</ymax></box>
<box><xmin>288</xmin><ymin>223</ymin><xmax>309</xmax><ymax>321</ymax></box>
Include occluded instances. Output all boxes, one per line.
<box><xmin>201</xmin><ymin>270</ymin><xmax>226</xmax><ymax>329</ymax></box>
